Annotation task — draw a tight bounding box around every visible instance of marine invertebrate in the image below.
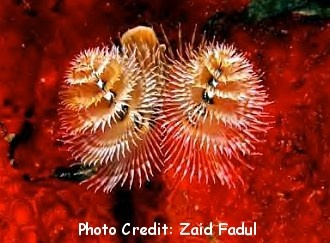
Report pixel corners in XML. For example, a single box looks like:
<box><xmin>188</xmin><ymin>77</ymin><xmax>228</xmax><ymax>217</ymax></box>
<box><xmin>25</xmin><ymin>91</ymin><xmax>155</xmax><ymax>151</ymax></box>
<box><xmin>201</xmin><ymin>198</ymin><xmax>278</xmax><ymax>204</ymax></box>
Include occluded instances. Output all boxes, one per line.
<box><xmin>58</xmin><ymin>26</ymin><xmax>165</xmax><ymax>192</ymax></box>
<box><xmin>161</xmin><ymin>33</ymin><xmax>271</xmax><ymax>186</ymax></box>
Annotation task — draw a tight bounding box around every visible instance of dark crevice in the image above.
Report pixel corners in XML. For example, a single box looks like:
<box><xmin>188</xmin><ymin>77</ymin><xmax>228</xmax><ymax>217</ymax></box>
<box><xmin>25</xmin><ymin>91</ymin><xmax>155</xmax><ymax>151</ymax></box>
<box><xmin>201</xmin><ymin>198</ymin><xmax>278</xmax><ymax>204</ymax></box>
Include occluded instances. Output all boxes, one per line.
<box><xmin>112</xmin><ymin>189</ymin><xmax>135</xmax><ymax>242</ymax></box>
<box><xmin>52</xmin><ymin>164</ymin><xmax>96</xmax><ymax>182</ymax></box>
<box><xmin>14</xmin><ymin>0</ymin><xmax>38</xmax><ymax>17</ymax></box>
<box><xmin>154</xmin><ymin>215</ymin><xmax>167</xmax><ymax>224</ymax></box>
<box><xmin>22</xmin><ymin>173</ymin><xmax>32</xmax><ymax>181</ymax></box>
<box><xmin>24</xmin><ymin>105</ymin><xmax>34</xmax><ymax>118</ymax></box>
<box><xmin>202</xmin><ymin>11</ymin><xmax>246</xmax><ymax>39</ymax></box>
<box><xmin>144</xmin><ymin>180</ymin><xmax>164</xmax><ymax>193</ymax></box>
<box><xmin>3</xmin><ymin>98</ymin><xmax>12</xmax><ymax>106</ymax></box>
<box><xmin>51</xmin><ymin>0</ymin><xmax>64</xmax><ymax>13</ymax></box>
<box><xmin>9</xmin><ymin>121</ymin><xmax>34</xmax><ymax>167</ymax></box>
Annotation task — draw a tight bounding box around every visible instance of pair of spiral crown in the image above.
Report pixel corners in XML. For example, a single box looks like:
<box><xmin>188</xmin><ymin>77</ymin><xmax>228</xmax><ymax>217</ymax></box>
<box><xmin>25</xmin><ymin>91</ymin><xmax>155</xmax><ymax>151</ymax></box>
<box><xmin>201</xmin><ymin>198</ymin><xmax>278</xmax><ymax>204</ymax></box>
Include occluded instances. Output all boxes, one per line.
<box><xmin>58</xmin><ymin>26</ymin><xmax>271</xmax><ymax>192</ymax></box>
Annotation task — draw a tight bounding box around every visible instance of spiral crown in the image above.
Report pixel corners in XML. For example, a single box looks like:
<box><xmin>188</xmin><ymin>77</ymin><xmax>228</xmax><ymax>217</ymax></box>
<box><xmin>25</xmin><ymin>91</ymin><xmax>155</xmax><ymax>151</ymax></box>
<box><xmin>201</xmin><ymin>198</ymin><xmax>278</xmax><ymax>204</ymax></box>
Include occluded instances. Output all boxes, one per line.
<box><xmin>58</xmin><ymin>27</ymin><xmax>165</xmax><ymax>192</ymax></box>
<box><xmin>161</xmin><ymin>39</ymin><xmax>271</xmax><ymax>185</ymax></box>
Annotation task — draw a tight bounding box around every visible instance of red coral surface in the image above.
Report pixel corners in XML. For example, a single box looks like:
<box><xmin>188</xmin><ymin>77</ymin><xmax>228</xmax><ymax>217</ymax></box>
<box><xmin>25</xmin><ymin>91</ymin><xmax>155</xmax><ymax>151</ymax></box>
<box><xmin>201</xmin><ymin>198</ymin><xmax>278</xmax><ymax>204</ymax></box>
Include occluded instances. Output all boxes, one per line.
<box><xmin>0</xmin><ymin>0</ymin><xmax>330</xmax><ymax>242</ymax></box>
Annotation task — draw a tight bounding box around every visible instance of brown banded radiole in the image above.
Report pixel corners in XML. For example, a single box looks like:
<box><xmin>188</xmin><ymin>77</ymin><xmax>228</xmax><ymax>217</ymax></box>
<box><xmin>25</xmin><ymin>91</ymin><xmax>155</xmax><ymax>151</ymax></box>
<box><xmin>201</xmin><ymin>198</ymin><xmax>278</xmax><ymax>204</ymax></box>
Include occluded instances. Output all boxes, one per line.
<box><xmin>58</xmin><ymin>26</ymin><xmax>165</xmax><ymax>192</ymax></box>
<box><xmin>161</xmin><ymin>28</ymin><xmax>272</xmax><ymax>186</ymax></box>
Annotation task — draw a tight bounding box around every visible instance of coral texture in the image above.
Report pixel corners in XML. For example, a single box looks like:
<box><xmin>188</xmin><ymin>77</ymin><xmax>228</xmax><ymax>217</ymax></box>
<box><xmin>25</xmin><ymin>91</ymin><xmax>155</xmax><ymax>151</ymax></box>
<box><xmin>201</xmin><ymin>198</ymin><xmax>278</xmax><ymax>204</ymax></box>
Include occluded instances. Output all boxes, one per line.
<box><xmin>0</xmin><ymin>0</ymin><xmax>329</xmax><ymax>242</ymax></box>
